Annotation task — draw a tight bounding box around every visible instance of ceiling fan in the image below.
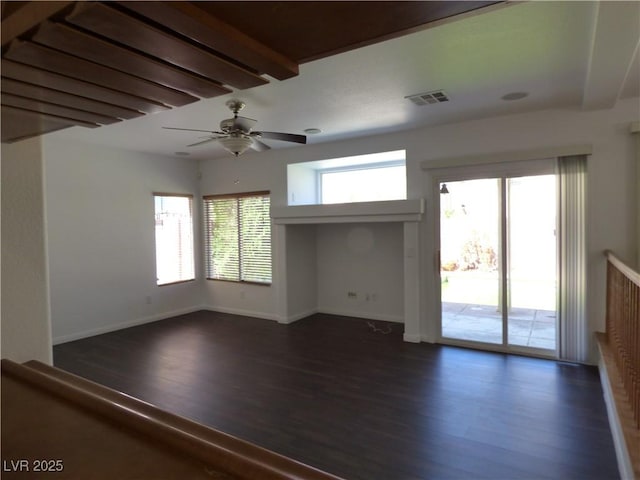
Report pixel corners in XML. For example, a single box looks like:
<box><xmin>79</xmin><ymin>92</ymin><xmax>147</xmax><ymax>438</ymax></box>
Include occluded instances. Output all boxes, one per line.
<box><xmin>163</xmin><ymin>100</ymin><xmax>307</xmax><ymax>157</ymax></box>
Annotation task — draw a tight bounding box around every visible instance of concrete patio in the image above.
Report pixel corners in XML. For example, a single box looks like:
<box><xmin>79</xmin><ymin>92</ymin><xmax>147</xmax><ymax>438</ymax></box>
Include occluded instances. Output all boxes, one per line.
<box><xmin>442</xmin><ymin>302</ymin><xmax>557</xmax><ymax>351</ymax></box>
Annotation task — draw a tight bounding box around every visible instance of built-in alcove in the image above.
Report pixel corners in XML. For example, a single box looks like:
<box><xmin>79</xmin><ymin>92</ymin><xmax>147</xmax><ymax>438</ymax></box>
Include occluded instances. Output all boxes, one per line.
<box><xmin>272</xmin><ymin>199</ymin><xmax>424</xmax><ymax>342</ymax></box>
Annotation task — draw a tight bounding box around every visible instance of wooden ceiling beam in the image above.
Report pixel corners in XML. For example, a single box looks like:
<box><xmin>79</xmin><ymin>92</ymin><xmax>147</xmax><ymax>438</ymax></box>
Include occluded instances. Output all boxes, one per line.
<box><xmin>1</xmin><ymin>75</ymin><xmax>144</xmax><ymax>120</ymax></box>
<box><xmin>1</xmin><ymin>1</ymin><xmax>73</xmax><ymax>47</ymax></box>
<box><xmin>33</xmin><ymin>21</ymin><xmax>232</xmax><ymax>99</ymax></box>
<box><xmin>66</xmin><ymin>2</ymin><xmax>269</xmax><ymax>90</ymax></box>
<box><xmin>1</xmin><ymin>60</ymin><xmax>163</xmax><ymax>116</ymax></box>
<box><xmin>4</xmin><ymin>40</ymin><xmax>198</xmax><ymax>108</ymax></box>
<box><xmin>116</xmin><ymin>1</ymin><xmax>299</xmax><ymax>81</ymax></box>
<box><xmin>1</xmin><ymin>105</ymin><xmax>72</xmax><ymax>143</ymax></box>
<box><xmin>2</xmin><ymin>103</ymin><xmax>99</xmax><ymax>133</ymax></box>
<box><xmin>1</xmin><ymin>92</ymin><xmax>121</xmax><ymax>126</ymax></box>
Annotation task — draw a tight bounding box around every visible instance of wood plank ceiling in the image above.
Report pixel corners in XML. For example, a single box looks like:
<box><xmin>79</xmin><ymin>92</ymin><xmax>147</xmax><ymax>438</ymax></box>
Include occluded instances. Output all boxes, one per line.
<box><xmin>1</xmin><ymin>1</ymin><xmax>499</xmax><ymax>144</ymax></box>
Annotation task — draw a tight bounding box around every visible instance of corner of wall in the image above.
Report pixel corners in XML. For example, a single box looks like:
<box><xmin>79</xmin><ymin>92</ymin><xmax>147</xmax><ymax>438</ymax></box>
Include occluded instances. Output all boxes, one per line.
<box><xmin>1</xmin><ymin>137</ymin><xmax>53</xmax><ymax>364</ymax></box>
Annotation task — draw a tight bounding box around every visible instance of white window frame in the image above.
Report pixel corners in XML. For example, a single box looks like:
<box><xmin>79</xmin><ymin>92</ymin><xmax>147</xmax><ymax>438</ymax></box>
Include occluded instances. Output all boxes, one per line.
<box><xmin>287</xmin><ymin>149</ymin><xmax>407</xmax><ymax>206</ymax></box>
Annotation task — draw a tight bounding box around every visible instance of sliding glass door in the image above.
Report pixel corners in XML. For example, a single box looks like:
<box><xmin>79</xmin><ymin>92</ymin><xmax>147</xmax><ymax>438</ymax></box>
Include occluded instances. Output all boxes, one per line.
<box><xmin>506</xmin><ymin>176</ymin><xmax>557</xmax><ymax>350</ymax></box>
<box><xmin>440</xmin><ymin>179</ymin><xmax>502</xmax><ymax>344</ymax></box>
<box><xmin>440</xmin><ymin>174</ymin><xmax>557</xmax><ymax>354</ymax></box>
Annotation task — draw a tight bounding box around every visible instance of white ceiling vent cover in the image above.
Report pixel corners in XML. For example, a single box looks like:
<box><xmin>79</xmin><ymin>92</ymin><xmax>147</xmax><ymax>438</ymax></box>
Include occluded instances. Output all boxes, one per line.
<box><xmin>406</xmin><ymin>90</ymin><xmax>450</xmax><ymax>106</ymax></box>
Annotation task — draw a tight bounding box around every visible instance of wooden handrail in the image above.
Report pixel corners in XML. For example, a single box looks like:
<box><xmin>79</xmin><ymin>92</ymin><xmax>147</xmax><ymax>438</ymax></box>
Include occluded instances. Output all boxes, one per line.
<box><xmin>2</xmin><ymin>359</ymin><xmax>344</xmax><ymax>480</ymax></box>
<box><xmin>599</xmin><ymin>250</ymin><xmax>640</xmax><ymax>478</ymax></box>
<box><xmin>605</xmin><ymin>250</ymin><xmax>640</xmax><ymax>287</ymax></box>
<box><xmin>603</xmin><ymin>250</ymin><xmax>640</xmax><ymax>429</ymax></box>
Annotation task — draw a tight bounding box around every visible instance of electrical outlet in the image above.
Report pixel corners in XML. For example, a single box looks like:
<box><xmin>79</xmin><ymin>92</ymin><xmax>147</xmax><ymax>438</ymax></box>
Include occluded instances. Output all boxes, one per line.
<box><xmin>347</xmin><ymin>291</ymin><xmax>357</xmax><ymax>299</ymax></box>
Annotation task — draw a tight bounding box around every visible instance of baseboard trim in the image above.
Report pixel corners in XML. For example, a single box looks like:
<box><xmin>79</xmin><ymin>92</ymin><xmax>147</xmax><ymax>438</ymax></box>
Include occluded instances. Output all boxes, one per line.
<box><xmin>316</xmin><ymin>308</ymin><xmax>404</xmax><ymax>324</ymax></box>
<box><xmin>278</xmin><ymin>309</ymin><xmax>318</xmax><ymax>324</ymax></box>
<box><xmin>52</xmin><ymin>306</ymin><xmax>205</xmax><ymax>345</ymax></box>
<box><xmin>52</xmin><ymin>307</ymin><xmax>406</xmax><ymax>345</ymax></box>
<box><xmin>403</xmin><ymin>333</ymin><xmax>421</xmax><ymax>343</ymax></box>
<box><xmin>202</xmin><ymin>305</ymin><xmax>279</xmax><ymax>322</ymax></box>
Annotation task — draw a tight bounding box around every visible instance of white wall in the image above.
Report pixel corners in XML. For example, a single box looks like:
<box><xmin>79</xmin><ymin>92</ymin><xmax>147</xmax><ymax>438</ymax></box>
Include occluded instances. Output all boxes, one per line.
<box><xmin>287</xmin><ymin>163</ymin><xmax>317</xmax><ymax>205</ymax></box>
<box><xmin>285</xmin><ymin>224</ymin><xmax>317</xmax><ymax>320</ymax></box>
<box><xmin>1</xmin><ymin>138</ymin><xmax>53</xmax><ymax>363</ymax></box>
<box><xmin>43</xmin><ymin>138</ymin><xmax>203</xmax><ymax>343</ymax></box>
<box><xmin>199</xmin><ymin>98</ymin><xmax>638</xmax><ymax>362</ymax></box>
<box><xmin>317</xmin><ymin>223</ymin><xmax>404</xmax><ymax>322</ymax></box>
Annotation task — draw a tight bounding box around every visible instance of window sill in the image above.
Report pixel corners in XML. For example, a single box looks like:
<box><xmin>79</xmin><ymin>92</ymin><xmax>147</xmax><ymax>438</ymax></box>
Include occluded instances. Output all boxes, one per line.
<box><xmin>157</xmin><ymin>279</ymin><xmax>196</xmax><ymax>287</ymax></box>
<box><xmin>206</xmin><ymin>278</ymin><xmax>272</xmax><ymax>286</ymax></box>
<box><xmin>271</xmin><ymin>199</ymin><xmax>423</xmax><ymax>224</ymax></box>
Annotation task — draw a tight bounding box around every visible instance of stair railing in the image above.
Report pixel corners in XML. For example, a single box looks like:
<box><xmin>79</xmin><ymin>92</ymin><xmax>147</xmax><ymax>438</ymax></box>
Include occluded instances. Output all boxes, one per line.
<box><xmin>604</xmin><ymin>250</ymin><xmax>640</xmax><ymax>429</ymax></box>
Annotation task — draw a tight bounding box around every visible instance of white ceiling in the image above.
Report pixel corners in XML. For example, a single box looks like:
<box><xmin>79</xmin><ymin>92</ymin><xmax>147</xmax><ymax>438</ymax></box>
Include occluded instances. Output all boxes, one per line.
<box><xmin>48</xmin><ymin>1</ymin><xmax>640</xmax><ymax>161</ymax></box>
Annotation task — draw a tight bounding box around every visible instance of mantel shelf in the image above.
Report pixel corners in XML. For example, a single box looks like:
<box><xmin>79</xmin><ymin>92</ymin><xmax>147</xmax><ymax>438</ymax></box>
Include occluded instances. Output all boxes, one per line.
<box><xmin>272</xmin><ymin>199</ymin><xmax>424</xmax><ymax>225</ymax></box>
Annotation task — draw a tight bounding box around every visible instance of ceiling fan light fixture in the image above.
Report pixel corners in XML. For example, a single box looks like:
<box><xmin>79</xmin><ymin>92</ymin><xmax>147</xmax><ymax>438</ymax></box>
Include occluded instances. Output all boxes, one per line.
<box><xmin>218</xmin><ymin>135</ymin><xmax>254</xmax><ymax>157</ymax></box>
<box><xmin>165</xmin><ymin>101</ymin><xmax>304</xmax><ymax>155</ymax></box>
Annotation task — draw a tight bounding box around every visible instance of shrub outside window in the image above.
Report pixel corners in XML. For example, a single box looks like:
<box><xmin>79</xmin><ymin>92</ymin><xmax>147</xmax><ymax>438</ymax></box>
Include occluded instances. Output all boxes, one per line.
<box><xmin>203</xmin><ymin>192</ymin><xmax>272</xmax><ymax>284</ymax></box>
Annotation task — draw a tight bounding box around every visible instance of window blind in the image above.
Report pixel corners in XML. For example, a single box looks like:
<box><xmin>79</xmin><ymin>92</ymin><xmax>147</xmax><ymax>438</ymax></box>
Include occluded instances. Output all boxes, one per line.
<box><xmin>557</xmin><ymin>155</ymin><xmax>588</xmax><ymax>362</ymax></box>
<box><xmin>203</xmin><ymin>192</ymin><xmax>272</xmax><ymax>284</ymax></box>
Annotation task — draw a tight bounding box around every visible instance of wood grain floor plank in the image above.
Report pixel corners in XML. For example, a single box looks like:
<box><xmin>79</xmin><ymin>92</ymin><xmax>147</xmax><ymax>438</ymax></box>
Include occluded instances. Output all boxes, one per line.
<box><xmin>54</xmin><ymin>312</ymin><xmax>619</xmax><ymax>480</ymax></box>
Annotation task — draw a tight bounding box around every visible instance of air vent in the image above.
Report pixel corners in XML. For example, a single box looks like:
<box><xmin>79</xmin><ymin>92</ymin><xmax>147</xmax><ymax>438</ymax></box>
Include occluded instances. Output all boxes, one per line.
<box><xmin>406</xmin><ymin>90</ymin><xmax>450</xmax><ymax>106</ymax></box>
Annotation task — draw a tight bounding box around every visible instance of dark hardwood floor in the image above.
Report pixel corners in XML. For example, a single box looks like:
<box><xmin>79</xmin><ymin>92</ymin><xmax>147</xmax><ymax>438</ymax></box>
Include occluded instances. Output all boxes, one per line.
<box><xmin>53</xmin><ymin>311</ymin><xmax>619</xmax><ymax>480</ymax></box>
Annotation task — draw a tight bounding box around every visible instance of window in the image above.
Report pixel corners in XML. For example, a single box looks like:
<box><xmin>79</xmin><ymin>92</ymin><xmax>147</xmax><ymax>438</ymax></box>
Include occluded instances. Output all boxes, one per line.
<box><xmin>203</xmin><ymin>191</ymin><xmax>272</xmax><ymax>284</ymax></box>
<box><xmin>320</xmin><ymin>162</ymin><xmax>406</xmax><ymax>204</ymax></box>
<box><xmin>154</xmin><ymin>194</ymin><xmax>195</xmax><ymax>286</ymax></box>
<box><xmin>287</xmin><ymin>150</ymin><xmax>406</xmax><ymax>205</ymax></box>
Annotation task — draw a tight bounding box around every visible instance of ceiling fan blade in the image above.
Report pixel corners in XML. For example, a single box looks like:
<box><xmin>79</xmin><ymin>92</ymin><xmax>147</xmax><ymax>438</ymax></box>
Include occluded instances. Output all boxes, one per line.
<box><xmin>256</xmin><ymin>131</ymin><xmax>307</xmax><ymax>144</ymax></box>
<box><xmin>232</xmin><ymin>116</ymin><xmax>257</xmax><ymax>132</ymax></box>
<box><xmin>163</xmin><ymin>127</ymin><xmax>217</xmax><ymax>133</ymax></box>
<box><xmin>250</xmin><ymin>138</ymin><xmax>271</xmax><ymax>152</ymax></box>
<box><xmin>187</xmin><ymin>137</ymin><xmax>220</xmax><ymax>147</ymax></box>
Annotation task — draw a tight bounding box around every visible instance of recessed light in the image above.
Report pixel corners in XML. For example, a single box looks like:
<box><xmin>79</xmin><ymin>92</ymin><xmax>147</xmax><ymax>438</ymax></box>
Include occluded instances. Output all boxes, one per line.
<box><xmin>174</xmin><ymin>151</ymin><xmax>190</xmax><ymax>156</ymax></box>
<box><xmin>304</xmin><ymin>128</ymin><xmax>321</xmax><ymax>135</ymax></box>
<box><xmin>501</xmin><ymin>92</ymin><xmax>529</xmax><ymax>101</ymax></box>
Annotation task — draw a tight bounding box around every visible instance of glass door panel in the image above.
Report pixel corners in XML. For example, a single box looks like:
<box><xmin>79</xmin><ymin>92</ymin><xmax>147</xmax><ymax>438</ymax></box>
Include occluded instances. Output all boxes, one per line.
<box><xmin>507</xmin><ymin>175</ymin><xmax>557</xmax><ymax>350</ymax></box>
<box><xmin>440</xmin><ymin>179</ymin><xmax>501</xmax><ymax>344</ymax></box>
